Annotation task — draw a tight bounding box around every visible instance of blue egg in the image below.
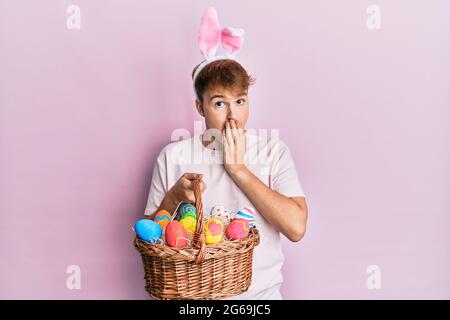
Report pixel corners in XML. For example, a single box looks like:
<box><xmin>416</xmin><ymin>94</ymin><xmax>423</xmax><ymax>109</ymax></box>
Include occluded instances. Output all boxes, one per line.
<box><xmin>134</xmin><ymin>219</ymin><xmax>162</xmax><ymax>243</ymax></box>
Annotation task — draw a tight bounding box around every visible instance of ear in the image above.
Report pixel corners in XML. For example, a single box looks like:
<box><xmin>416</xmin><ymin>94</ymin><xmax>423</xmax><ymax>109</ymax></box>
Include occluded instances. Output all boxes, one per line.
<box><xmin>221</xmin><ymin>27</ymin><xmax>245</xmax><ymax>57</ymax></box>
<box><xmin>198</xmin><ymin>7</ymin><xmax>221</xmax><ymax>59</ymax></box>
<box><xmin>195</xmin><ymin>99</ymin><xmax>205</xmax><ymax>117</ymax></box>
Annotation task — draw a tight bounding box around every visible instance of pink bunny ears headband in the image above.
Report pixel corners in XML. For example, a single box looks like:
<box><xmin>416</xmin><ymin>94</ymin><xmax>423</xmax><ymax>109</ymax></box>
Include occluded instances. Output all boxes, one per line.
<box><xmin>192</xmin><ymin>7</ymin><xmax>245</xmax><ymax>96</ymax></box>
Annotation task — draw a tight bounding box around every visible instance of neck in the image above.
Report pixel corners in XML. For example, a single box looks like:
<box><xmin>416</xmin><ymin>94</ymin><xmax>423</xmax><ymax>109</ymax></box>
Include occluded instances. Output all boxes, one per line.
<box><xmin>200</xmin><ymin>133</ymin><xmax>220</xmax><ymax>150</ymax></box>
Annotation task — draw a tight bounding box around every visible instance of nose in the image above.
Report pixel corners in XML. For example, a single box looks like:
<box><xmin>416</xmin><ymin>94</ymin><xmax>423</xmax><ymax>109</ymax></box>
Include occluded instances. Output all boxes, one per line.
<box><xmin>226</xmin><ymin>105</ymin><xmax>237</xmax><ymax>120</ymax></box>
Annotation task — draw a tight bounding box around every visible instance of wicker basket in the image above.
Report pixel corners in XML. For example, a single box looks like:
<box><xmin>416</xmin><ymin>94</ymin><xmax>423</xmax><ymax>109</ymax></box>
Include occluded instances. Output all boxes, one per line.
<box><xmin>134</xmin><ymin>178</ymin><xmax>260</xmax><ymax>300</ymax></box>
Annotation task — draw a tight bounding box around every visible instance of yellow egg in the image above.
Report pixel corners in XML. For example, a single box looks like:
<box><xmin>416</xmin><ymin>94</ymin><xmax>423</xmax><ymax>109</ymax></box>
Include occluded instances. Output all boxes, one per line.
<box><xmin>180</xmin><ymin>215</ymin><xmax>196</xmax><ymax>235</ymax></box>
<box><xmin>205</xmin><ymin>218</ymin><xmax>224</xmax><ymax>245</ymax></box>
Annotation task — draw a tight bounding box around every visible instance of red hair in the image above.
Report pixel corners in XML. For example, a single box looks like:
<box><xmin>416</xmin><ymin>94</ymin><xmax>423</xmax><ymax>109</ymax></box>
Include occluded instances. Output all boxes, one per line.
<box><xmin>192</xmin><ymin>59</ymin><xmax>255</xmax><ymax>102</ymax></box>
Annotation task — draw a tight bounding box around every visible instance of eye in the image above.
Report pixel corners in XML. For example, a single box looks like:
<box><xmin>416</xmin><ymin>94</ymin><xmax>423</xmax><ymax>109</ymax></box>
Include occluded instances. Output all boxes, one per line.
<box><xmin>236</xmin><ymin>99</ymin><xmax>245</xmax><ymax>105</ymax></box>
<box><xmin>215</xmin><ymin>101</ymin><xmax>225</xmax><ymax>108</ymax></box>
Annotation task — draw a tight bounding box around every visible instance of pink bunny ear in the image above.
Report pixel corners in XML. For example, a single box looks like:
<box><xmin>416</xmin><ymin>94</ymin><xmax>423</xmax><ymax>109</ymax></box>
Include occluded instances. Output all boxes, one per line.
<box><xmin>198</xmin><ymin>7</ymin><xmax>221</xmax><ymax>59</ymax></box>
<box><xmin>221</xmin><ymin>27</ymin><xmax>245</xmax><ymax>57</ymax></box>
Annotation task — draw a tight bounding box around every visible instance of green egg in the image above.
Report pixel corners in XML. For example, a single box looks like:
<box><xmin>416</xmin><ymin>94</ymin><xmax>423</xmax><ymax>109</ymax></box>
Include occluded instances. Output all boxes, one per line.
<box><xmin>181</xmin><ymin>211</ymin><xmax>197</xmax><ymax>220</ymax></box>
<box><xmin>179</xmin><ymin>203</ymin><xmax>197</xmax><ymax>218</ymax></box>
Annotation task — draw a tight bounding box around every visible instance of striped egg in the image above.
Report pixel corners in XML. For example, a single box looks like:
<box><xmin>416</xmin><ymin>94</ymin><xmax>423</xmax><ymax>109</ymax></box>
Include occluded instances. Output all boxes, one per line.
<box><xmin>178</xmin><ymin>203</ymin><xmax>197</xmax><ymax>220</ymax></box>
<box><xmin>235</xmin><ymin>207</ymin><xmax>256</xmax><ymax>227</ymax></box>
<box><xmin>154</xmin><ymin>209</ymin><xmax>172</xmax><ymax>231</ymax></box>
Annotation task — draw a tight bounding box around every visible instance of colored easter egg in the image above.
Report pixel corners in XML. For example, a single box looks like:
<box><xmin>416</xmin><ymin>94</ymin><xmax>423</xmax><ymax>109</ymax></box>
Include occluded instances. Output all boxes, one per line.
<box><xmin>180</xmin><ymin>215</ymin><xmax>197</xmax><ymax>235</ymax></box>
<box><xmin>210</xmin><ymin>205</ymin><xmax>233</xmax><ymax>223</ymax></box>
<box><xmin>178</xmin><ymin>203</ymin><xmax>197</xmax><ymax>220</ymax></box>
<box><xmin>154</xmin><ymin>209</ymin><xmax>172</xmax><ymax>231</ymax></box>
<box><xmin>165</xmin><ymin>221</ymin><xmax>189</xmax><ymax>248</ymax></box>
<box><xmin>205</xmin><ymin>218</ymin><xmax>224</xmax><ymax>245</ymax></box>
<box><xmin>134</xmin><ymin>219</ymin><xmax>162</xmax><ymax>243</ymax></box>
<box><xmin>226</xmin><ymin>219</ymin><xmax>250</xmax><ymax>240</ymax></box>
<box><xmin>181</xmin><ymin>211</ymin><xmax>197</xmax><ymax>220</ymax></box>
<box><xmin>235</xmin><ymin>207</ymin><xmax>256</xmax><ymax>227</ymax></box>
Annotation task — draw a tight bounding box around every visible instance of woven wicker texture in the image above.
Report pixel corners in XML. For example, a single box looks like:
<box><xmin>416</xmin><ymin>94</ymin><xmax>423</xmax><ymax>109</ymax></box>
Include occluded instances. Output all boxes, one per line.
<box><xmin>134</xmin><ymin>178</ymin><xmax>260</xmax><ymax>300</ymax></box>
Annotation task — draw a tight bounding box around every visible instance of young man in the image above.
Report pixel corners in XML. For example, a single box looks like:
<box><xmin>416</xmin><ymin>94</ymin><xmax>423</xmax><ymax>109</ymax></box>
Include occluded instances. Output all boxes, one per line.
<box><xmin>144</xmin><ymin>59</ymin><xmax>308</xmax><ymax>299</ymax></box>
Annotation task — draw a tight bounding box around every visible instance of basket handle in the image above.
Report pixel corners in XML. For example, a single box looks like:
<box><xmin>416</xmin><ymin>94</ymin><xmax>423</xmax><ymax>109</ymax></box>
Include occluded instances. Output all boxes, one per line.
<box><xmin>192</xmin><ymin>178</ymin><xmax>206</xmax><ymax>264</ymax></box>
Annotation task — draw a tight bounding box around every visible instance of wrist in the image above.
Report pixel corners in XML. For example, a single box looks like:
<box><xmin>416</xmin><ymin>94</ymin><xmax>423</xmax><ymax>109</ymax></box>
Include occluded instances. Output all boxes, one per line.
<box><xmin>165</xmin><ymin>189</ymin><xmax>182</xmax><ymax>212</ymax></box>
<box><xmin>226</xmin><ymin>164</ymin><xmax>248</xmax><ymax>178</ymax></box>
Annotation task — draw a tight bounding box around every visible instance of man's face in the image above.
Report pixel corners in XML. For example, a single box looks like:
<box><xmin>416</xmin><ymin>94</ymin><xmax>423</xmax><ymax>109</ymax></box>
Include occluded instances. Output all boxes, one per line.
<box><xmin>195</xmin><ymin>86</ymin><xmax>249</xmax><ymax>131</ymax></box>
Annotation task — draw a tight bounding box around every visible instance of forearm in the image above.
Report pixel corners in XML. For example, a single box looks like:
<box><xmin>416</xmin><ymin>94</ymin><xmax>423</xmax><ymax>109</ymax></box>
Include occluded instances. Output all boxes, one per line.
<box><xmin>157</xmin><ymin>192</ymin><xmax>180</xmax><ymax>216</ymax></box>
<box><xmin>228</xmin><ymin>167</ymin><xmax>307</xmax><ymax>242</ymax></box>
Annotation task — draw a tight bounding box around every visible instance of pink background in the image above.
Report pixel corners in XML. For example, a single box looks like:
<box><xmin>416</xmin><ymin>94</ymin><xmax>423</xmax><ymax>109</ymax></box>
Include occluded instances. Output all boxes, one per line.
<box><xmin>1</xmin><ymin>0</ymin><xmax>449</xmax><ymax>299</ymax></box>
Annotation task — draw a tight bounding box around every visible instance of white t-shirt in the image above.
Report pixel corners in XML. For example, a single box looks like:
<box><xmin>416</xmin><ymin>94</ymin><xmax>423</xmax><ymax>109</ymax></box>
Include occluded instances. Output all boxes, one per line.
<box><xmin>144</xmin><ymin>133</ymin><xmax>306</xmax><ymax>299</ymax></box>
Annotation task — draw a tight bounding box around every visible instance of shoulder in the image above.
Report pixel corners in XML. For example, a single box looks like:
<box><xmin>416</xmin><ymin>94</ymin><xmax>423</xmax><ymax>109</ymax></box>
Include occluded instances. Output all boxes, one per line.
<box><xmin>245</xmin><ymin>133</ymin><xmax>292</xmax><ymax>170</ymax></box>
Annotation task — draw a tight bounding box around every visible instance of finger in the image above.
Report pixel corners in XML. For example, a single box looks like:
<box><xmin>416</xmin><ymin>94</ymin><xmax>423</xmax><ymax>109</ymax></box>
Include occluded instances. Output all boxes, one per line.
<box><xmin>239</xmin><ymin>127</ymin><xmax>246</xmax><ymax>140</ymax></box>
<box><xmin>185</xmin><ymin>192</ymin><xmax>195</xmax><ymax>204</ymax></box>
<box><xmin>180</xmin><ymin>178</ymin><xmax>190</xmax><ymax>189</ymax></box>
<box><xmin>230</xmin><ymin>120</ymin><xmax>238</xmax><ymax>144</ymax></box>
<box><xmin>221</xmin><ymin>129</ymin><xmax>226</xmax><ymax>148</ymax></box>
<box><xmin>188</xmin><ymin>179</ymin><xmax>200</xmax><ymax>192</ymax></box>
<box><xmin>225</xmin><ymin>121</ymin><xmax>234</xmax><ymax>147</ymax></box>
<box><xmin>183</xmin><ymin>172</ymin><xmax>203</xmax><ymax>180</ymax></box>
<box><xmin>222</xmin><ymin>131</ymin><xmax>230</xmax><ymax>165</ymax></box>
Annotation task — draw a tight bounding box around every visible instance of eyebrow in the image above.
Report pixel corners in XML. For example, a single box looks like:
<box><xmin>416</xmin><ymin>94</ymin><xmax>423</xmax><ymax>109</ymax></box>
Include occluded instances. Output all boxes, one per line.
<box><xmin>209</xmin><ymin>93</ymin><xmax>247</xmax><ymax>102</ymax></box>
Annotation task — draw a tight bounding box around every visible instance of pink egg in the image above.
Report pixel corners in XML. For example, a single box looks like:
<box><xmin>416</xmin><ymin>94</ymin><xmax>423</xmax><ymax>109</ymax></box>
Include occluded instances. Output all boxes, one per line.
<box><xmin>166</xmin><ymin>221</ymin><xmax>189</xmax><ymax>248</ymax></box>
<box><xmin>225</xmin><ymin>219</ymin><xmax>250</xmax><ymax>240</ymax></box>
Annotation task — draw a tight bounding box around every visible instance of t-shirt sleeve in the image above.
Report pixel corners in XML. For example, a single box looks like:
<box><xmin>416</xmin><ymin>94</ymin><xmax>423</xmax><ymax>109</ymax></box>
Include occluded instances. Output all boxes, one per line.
<box><xmin>144</xmin><ymin>148</ymin><xmax>168</xmax><ymax>217</ymax></box>
<box><xmin>269</xmin><ymin>140</ymin><xmax>306</xmax><ymax>198</ymax></box>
